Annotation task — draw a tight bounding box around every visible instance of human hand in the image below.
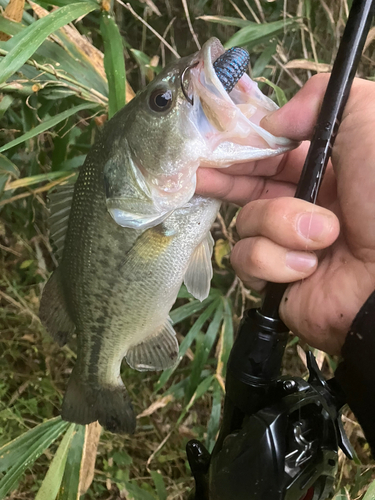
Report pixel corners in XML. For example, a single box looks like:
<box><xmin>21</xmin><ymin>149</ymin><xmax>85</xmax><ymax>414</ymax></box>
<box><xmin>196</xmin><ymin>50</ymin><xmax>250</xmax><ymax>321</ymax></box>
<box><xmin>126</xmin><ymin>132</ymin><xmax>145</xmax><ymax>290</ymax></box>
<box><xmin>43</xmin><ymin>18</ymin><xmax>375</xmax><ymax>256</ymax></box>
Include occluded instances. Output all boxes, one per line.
<box><xmin>196</xmin><ymin>75</ymin><xmax>375</xmax><ymax>354</ymax></box>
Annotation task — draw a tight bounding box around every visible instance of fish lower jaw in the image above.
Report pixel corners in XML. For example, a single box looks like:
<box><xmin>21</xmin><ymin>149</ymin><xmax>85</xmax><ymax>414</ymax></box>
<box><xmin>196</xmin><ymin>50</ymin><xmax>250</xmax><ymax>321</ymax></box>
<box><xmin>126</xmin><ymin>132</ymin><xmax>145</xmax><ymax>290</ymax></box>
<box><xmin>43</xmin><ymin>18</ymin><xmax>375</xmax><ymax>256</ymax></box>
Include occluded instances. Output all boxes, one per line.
<box><xmin>108</xmin><ymin>207</ymin><xmax>170</xmax><ymax>230</ymax></box>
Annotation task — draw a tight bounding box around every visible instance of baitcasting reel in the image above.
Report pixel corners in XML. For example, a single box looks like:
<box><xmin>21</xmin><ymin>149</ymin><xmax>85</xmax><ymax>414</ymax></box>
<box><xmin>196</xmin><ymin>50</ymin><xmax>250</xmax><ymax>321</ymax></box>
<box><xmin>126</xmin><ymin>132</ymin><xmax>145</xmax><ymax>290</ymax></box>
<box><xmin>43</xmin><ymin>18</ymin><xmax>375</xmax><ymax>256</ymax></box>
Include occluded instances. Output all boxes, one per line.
<box><xmin>187</xmin><ymin>311</ymin><xmax>353</xmax><ymax>500</ymax></box>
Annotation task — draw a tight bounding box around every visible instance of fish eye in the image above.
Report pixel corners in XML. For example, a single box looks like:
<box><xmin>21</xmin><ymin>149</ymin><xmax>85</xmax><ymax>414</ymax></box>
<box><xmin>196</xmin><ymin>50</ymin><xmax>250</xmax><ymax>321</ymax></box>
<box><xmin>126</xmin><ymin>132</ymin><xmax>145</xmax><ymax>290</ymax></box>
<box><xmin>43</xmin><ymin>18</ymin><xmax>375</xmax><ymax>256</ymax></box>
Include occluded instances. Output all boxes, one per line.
<box><xmin>149</xmin><ymin>88</ymin><xmax>173</xmax><ymax>112</ymax></box>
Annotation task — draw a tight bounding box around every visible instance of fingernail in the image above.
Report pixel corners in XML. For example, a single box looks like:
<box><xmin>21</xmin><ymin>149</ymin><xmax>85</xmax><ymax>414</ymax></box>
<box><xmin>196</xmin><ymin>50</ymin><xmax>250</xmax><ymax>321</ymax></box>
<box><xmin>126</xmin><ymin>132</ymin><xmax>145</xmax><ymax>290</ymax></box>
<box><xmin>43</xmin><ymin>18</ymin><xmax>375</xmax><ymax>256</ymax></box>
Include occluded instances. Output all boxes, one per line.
<box><xmin>297</xmin><ymin>213</ymin><xmax>330</xmax><ymax>241</ymax></box>
<box><xmin>286</xmin><ymin>251</ymin><xmax>316</xmax><ymax>271</ymax></box>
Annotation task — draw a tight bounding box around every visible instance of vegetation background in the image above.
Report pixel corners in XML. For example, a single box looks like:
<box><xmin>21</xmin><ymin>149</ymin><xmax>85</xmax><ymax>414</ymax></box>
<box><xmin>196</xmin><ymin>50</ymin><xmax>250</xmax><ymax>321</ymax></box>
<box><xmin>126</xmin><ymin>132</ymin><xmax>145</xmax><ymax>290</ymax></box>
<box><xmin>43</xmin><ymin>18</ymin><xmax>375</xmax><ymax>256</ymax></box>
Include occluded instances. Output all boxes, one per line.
<box><xmin>0</xmin><ymin>0</ymin><xmax>374</xmax><ymax>498</ymax></box>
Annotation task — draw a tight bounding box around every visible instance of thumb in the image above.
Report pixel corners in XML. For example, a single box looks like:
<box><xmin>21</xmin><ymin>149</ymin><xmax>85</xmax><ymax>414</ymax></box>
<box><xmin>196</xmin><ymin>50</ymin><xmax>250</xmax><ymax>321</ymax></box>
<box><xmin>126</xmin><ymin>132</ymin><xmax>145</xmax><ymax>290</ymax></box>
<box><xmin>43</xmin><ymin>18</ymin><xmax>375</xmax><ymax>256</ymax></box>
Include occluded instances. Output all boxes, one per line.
<box><xmin>260</xmin><ymin>74</ymin><xmax>330</xmax><ymax>142</ymax></box>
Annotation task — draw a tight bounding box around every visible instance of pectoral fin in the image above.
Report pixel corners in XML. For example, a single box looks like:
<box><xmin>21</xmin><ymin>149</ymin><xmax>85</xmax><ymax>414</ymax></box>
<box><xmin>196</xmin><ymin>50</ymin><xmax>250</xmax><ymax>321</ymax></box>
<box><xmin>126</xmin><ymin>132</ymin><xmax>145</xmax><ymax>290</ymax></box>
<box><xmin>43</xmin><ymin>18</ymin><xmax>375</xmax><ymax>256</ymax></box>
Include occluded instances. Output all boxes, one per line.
<box><xmin>125</xmin><ymin>319</ymin><xmax>178</xmax><ymax>371</ymax></box>
<box><xmin>184</xmin><ymin>232</ymin><xmax>214</xmax><ymax>301</ymax></box>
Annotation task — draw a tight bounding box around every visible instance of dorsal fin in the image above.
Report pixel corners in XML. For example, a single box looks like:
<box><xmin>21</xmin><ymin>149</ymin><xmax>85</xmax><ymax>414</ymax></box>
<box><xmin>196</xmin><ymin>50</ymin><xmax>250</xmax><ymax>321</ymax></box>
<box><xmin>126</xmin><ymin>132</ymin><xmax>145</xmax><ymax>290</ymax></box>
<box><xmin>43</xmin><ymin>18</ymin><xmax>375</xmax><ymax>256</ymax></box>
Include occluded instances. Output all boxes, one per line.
<box><xmin>48</xmin><ymin>184</ymin><xmax>75</xmax><ymax>260</ymax></box>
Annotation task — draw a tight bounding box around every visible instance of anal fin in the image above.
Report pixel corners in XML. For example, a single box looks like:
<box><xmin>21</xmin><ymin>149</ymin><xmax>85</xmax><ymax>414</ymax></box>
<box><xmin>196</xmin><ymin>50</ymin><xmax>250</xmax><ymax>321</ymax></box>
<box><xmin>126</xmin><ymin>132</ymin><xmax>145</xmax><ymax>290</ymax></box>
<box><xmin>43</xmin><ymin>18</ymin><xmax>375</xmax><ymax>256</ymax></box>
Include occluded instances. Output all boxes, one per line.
<box><xmin>184</xmin><ymin>232</ymin><xmax>214</xmax><ymax>301</ymax></box>
<box><xmin>39</xmin><ymin>269</ymin><xmax>75</xmax><ymax>346</ymax></box>
<box><xmin>125</xmin><ymin>319</ymin><xmax>178</xmax><ymax>372</ymax></box>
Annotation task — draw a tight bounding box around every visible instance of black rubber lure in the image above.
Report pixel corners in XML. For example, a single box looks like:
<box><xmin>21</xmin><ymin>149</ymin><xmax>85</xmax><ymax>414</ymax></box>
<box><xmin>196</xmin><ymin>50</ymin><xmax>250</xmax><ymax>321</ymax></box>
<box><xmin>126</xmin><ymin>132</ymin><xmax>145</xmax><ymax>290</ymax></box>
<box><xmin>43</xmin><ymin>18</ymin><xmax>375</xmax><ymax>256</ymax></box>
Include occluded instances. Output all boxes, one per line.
<box><xmin>213</xmin><ymin>47</ymin><xmax>250</xmax><ymax>93</ymax></box>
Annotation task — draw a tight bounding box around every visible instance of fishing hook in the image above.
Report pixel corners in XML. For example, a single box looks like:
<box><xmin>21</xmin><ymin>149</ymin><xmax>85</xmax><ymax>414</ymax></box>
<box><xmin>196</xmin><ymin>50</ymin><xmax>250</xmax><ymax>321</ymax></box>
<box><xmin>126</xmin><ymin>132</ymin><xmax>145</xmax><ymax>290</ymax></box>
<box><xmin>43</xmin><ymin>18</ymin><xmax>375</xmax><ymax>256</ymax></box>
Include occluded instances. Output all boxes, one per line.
<box><xmin>180</xmin><ymin>62</ymin><xmax>199</xmax><ymax>105</ymax></box>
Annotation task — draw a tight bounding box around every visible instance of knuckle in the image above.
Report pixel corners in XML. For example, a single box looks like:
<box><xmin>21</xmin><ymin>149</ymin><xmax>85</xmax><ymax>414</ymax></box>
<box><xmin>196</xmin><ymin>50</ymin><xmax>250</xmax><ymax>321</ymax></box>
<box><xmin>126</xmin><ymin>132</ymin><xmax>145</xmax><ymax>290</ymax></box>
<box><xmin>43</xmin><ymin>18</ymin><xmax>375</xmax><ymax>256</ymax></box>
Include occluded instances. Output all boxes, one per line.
<box><xmin>249</xmin><ymin>237</ymin><xmax>265</xmax><ymax>269</ymax></box>
<box><xmin>262</xmin><ymin>198</ymin><xmax>288</xmax><ymax>227</ymax></box>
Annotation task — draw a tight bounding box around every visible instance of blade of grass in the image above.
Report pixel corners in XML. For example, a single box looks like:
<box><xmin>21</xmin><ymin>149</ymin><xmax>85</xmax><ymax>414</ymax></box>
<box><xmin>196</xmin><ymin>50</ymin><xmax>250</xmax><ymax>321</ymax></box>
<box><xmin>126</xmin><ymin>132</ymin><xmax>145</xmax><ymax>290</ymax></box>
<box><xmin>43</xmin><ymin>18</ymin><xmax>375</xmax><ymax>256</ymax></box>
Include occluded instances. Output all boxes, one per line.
<box><xmin>363</xmin><ymin>478</ymin><xmax>375</xmax><ymax>500</ymax></box>
<box><xmin>0</xmin><ymin>417</ymin><xmax>70</xmax><ymax>498</ymax></box>
<box><xmin>206</xmin><ymin>379</ymin><xmax>222</xmax><ymax>452</ymax></box>
<box><xmin>176</xmin><ymin>375</ymin><xmax>215</xmax><ymax>426</ymax></box>
<box><xmin>0</xmin><ymin>14</ymin><xmax>24</xmax><ymax>37</ymax></box>
<box><xmin>252</xmin><ymin>41</ymin><xmax>277</xmax><ymax>78</ymax></box>
<box><xmin>186</xmin><ymin>300</ymin><xmax>223</xmax><ymax>401</ymax></box>
<box><xmin>0</xmin><ymin>95</ymin><xmax>14</xmax><ymax>120</ymax></box>
<box><xmin>0</xmin><ymin>417</ymin><xmax>66</xmax><ymax>473</ymax></box>
<box><xmin>31</xmin><ymin>0</ymin><xmax>90</xmax><ymax>5</ymax></box>
<box><xmin>56</xmin><ymin>424</ymin><xmax>86</xmax><ymax>500</ymax></box>
<box><xmin>254</xmin><ymin>77</ymin><xmax>288</xmax><ymax>106</ymax></box>
<box><xmin>27</xmin><ymin>1</ymin><xmax>109</xmax><ymax>98</ymax></box>
<box><xmin>0</xmin><ymin>154</ymin><xmax>19</xmax><ymax>195</ymax></box>
<box><xmin>156</xmin><ymin>298</ymin><xmax>221</xmax><ymax>391</ymax></box>
<box><xmin>198</xmin><ymin>15</ymin><xmax>252</xmax><ymax>28</ymax></box>
<box><xmin>0</xmin><ymin>2</ymin><xmax>98</xmax><ymax>85</ymax></box>
<box><xmin>0</xmin><ymin>154</ymin><xmax>19</xmax><ymax>178</ymax></box>
<box><xmin>170</xmin><ymin>298</ymin><xmax>213</xmax><ymax>325</ymax></box>
<box><xmin>5</xmin><ymin>171</ymin><xmax>74</xmax><ymax>191</ymax></box>
<box><xmin>35</xmin><ymin>424</ymin><xmax>76</xmax><ymax>500</ymax></box>
<box><xmin>150</xmin><ymin>471</ymin><xmax>167</xmax><ymax>500</ymax></box>
<box><xmin>0</xmin><ymin>102</ymin><xmax>98</xmax><ymax>153</ymax></box>
<box><xmin>216</xmin><ymin>298</ymin><xmax>234</xmax><ymax>378</ymax></box>
<box><xmin>100</xmin><ymin>11</ymin><xmax>126</xmax><ymax>118</ymax></box>
<box><xmin>224</xmin><ymin>18</ymin><xmax>297</xmax><ymax>49</ymax></box>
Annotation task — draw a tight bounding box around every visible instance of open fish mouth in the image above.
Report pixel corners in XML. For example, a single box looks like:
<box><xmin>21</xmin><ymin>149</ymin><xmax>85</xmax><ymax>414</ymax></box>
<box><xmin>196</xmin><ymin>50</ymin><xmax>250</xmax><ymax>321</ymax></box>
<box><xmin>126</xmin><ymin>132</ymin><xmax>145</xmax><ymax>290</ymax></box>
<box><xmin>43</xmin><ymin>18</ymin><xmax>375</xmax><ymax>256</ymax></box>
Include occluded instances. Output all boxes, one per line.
<box><xmin>149</xmin><ymin>38</ymin><xmax>296</xmax><ymax>195</ymax></box>
<box><xmin>188</xmin><ymin>38</ymin><xmax>294</xmax><ymax>160</ymax></box>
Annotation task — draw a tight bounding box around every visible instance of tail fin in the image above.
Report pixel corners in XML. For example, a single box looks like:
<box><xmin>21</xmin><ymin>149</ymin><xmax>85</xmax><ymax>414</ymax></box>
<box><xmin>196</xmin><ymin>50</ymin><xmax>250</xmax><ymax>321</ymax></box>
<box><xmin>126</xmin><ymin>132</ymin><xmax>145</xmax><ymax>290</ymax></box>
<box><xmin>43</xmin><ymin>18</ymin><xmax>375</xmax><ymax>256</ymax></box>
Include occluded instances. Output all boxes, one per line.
<box><xmin>61</xmin><ymin>366</ymin><xmax>136</xmax><ymax>434</ymax></box>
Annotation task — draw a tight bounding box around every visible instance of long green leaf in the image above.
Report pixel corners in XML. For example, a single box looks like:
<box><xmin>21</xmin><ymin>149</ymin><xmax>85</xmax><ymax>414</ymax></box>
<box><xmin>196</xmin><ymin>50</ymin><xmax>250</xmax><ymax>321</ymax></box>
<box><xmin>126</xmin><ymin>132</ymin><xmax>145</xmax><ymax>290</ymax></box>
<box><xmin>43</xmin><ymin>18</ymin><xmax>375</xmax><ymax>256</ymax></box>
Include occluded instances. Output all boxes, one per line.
<box><xmin>225</xmin><ymin>18</ymin><xmax>297</xmax><ymax>50</ymax></box>
<box><xmin>0</xmin><ymin>10</ymin><xmax>108</xmax><ymax>100</ymax></box>
<box><xmin>177</xmin><ymin>375</ymin><xmax>215</xmax><ymax>426</ymax></box>
<box><xmin>6</xmin><ymin>171</ymin><xmax>75</xmax><ymax>191</ymax></box>
<box><xmin>255</xmin><ymin>77</ymin><xmax>288</xmax><ymax>107</ymax></box>
<box><xmin>0</xmin><ymin>417</ymin><xmax>65</xmax><ymax>473</ymax></box>
<box><xmin>0</xmin><ymin>417</ymin><xmax>70</xmax><ymax>499</ymax></box>
<box><xmin>0</xmin><ymin>154</ymin><xmax>19</xmax><ymax>178</ymax></box>
<box><xmin>170</xmin><ymin>296</ymin><xmax>215</xmax><ymax>325</ymax></box>
<box><xmin>150</xmin><ymin>471</ymin><xmax>167</xmax><ymax>500</ymax></box>
<box><xmin>206</xmin><ymin>380</ymin><xmax>222</xmax><ymax>453</ymax></box>
<box><xmin>218</xmin><ymin>298</ymin><xmax>234</xmax><ymax>375</ymax></box>
<box><xmin>0</xmin><ymin>102</ymin><xmax>98</xmax><ymax>153</ymax></box>
<box><xmin>0</xmin><ymin>95</ymin><xmax>14</xmax><ymax>120</ymax></box>
<box><xmin>0</xmin><ymin>153</ymin><xmax>19</xmax><ymax>196</ymax></box>
<box><xmin>186</xmin><ymin>301</ymin><xmax>223</xmax><ymax>400</ymax></box>
<box><xmin>36</xmin><ymin>0</ymin><xmax>94</xmax><ymax>6</ymax></box>
<box><xmin>363</xmin><ymin>478</ymin><xmax>375</xmax><ymax>500</ymax></box>
<box><xmin>0</xmin><ymin>2</ymin><xmax>97</xmax><ymax>85</ymax></box>
<box><xmin>0</xmin><ymin>16</ymin><xmax>24</xmax><ymax>37</ymax></box>
<box><xmin>57</xmin><ymin>425</ymin><xmax>86</xmax><ymax>500</ymax></box>
<box><xmin>252</xmin><ymin>41</ymin><xmax>277</xmax><ymax>78</ymax></box>
<box><xmin>198</xmin><ymin>15</ymin><xmax>253</xmax><ymax>28</ymax></box>
<box><xmin>100</xmin><ymin>12</ymin><xmax>126</xmax><ymax>118</ymax></box>
<box><xmin>35</xmin><ymin>424</ymin><xmax>76</xmax><ymax>500</ymax></box>
<box><xmin>171</xmin><ymin>288</ymin><xmax>220</xmax><ymax>325</ymax></box>
<box><xmin>156</xmin><ymin>299</ymin><xmax>221</xmax><ymax>391</ymax></box>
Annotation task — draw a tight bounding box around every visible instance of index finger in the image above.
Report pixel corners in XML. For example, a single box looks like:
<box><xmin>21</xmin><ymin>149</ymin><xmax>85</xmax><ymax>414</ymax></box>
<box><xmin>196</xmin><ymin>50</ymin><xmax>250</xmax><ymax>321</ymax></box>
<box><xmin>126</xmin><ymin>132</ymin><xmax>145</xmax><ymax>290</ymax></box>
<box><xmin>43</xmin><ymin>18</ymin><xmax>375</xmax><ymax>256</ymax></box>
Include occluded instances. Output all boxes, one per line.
<box><xmin>196</xmin><ymin>141</ymin><xmax>309</xmax><ymax>206</ymax></box>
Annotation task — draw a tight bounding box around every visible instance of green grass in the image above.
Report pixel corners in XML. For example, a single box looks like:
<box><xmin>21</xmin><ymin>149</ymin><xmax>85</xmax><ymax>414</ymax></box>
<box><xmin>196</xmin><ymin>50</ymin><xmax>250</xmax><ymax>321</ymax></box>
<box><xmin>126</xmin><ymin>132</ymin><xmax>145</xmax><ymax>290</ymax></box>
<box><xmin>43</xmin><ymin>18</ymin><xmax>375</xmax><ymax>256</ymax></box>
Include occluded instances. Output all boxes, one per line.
<box><xmin>0</xmin><ymin>0</ymin><xmax>375</xmax><ymax>498</ymax></box>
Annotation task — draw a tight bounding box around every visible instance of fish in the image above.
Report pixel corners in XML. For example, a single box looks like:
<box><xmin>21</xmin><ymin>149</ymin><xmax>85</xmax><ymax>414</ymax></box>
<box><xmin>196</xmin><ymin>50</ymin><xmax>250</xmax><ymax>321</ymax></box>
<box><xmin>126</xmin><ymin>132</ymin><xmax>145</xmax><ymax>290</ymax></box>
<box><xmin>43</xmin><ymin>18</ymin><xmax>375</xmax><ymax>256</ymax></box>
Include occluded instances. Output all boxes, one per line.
<box><xmin>39</xmin><ymin>38</ymin><xmax>297</xmax><ymax>434</ymax></box>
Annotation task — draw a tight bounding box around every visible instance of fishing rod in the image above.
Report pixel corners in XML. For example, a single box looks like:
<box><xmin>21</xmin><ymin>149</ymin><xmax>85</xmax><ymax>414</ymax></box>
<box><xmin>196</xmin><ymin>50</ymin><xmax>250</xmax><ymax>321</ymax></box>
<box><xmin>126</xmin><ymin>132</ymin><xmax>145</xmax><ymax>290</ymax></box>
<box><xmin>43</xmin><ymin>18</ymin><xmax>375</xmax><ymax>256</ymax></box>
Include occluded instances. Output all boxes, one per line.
<box><xmin>187</xmin><ymin>0</ymin><xmax>375</xmax><ymax>498</ymax></box>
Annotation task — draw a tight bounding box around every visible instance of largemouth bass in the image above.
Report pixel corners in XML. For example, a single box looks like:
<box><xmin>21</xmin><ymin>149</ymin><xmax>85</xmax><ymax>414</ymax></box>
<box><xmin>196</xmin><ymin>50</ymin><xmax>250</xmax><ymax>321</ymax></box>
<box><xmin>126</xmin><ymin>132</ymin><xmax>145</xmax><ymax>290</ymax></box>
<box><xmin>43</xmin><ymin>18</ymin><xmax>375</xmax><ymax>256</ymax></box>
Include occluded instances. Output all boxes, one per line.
<box><xmin>40</xmin><ymin>38</ymin><xmax>296</xmax><ymax>434</ymax></box>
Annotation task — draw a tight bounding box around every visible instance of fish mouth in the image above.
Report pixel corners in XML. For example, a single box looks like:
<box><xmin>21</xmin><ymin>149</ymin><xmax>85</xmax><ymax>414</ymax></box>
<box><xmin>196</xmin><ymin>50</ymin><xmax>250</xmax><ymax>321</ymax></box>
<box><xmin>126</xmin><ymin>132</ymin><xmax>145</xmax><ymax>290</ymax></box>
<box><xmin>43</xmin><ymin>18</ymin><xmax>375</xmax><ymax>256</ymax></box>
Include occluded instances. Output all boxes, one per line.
<box><xmin>148</xmin><ymin>38</ymin><xmax>296</xmax><ymax>195</ymax></box>
<box><xmin>189</xmin><ymin>38</ymin><xmax>295</xmax><ymax>160</ymax></box>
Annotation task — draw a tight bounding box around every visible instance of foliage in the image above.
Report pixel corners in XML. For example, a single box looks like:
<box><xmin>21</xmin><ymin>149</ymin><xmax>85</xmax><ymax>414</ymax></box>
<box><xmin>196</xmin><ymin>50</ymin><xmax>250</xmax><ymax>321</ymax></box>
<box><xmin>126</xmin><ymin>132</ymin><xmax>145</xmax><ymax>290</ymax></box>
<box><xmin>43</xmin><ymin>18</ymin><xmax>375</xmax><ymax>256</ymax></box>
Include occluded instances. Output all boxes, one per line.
<box><xmin>0</xmin><ymin>0</ymin><xmax>374</xmax><ymax>499</ymax></box>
